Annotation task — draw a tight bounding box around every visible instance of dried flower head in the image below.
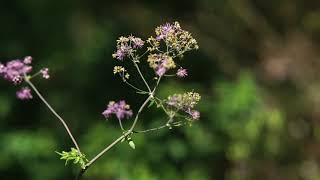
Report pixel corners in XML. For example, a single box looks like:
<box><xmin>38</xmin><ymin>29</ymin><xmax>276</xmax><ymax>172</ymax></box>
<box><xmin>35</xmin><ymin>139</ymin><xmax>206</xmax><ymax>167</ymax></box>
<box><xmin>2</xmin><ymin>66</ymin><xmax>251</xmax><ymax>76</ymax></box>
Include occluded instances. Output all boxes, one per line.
<box><xmin>102</xmin><ymin>100</ymin><xmax>133</xmax><ymax>120</ymax></box>
<box><xmin>113</xmin><ymin>66</ymin><xmax>130</xmax><ymax>79</ymax></box>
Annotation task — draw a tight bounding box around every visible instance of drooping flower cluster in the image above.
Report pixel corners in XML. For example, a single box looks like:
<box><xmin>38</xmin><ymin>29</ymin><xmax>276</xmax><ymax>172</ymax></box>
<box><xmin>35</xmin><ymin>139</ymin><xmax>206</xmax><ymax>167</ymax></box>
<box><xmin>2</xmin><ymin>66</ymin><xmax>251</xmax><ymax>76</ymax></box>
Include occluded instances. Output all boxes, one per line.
<box><xmin>112</xmin><ymin>36</ymin><xmax>145</xmax><ymax>60</ymax></box>
<box><xmin>154</xmin><ymin>21</ymin><xmax>199</xmax><ymax>57</ymax></box>
<box><xmin>166</xmin><ymin>92</ymin><xmax>201</xmax><ymax>120</ymax></box>
<box><xmin>0</xmin><ymin>57</ymin><xmax>33</xmax><ymax>84</ymax></box>
<box><xmin>16</xmin><ymin>87</ymin><xmax>33</xmax><ymax>100</ymax></box>
<box><xmin>102</xmin><ymin>100</ymin><xmax>133</xmax><ymax>120</ymax></box>
<box><xmin>147</xmin><ymin>54</ymin><xmax>176</xmax><ymax>76</ymax></box>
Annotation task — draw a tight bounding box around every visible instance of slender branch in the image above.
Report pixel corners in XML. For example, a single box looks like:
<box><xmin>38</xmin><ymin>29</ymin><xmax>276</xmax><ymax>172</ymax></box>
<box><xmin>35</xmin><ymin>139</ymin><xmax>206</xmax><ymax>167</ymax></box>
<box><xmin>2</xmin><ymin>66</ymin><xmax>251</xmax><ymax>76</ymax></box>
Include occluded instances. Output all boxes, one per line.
<box><xmin>122</xmin><ymin>79</ymin><xmax>148</xmax><ymax>93</ymax></box>
<box><xmin>82</xmin><ymin>77</ymin><xmax>161</xmax><ymax>166</ymax></box>
<box><xmin>138</xmin><ymin>49</ymin><xmax>150</xmax><ymax>59</ymax></box>
<box><xmin>75</xmin><ymin>132</ymin><xmax>130</xmax><ymax>180</ymax></box>
<box><xmin>80</xmin><ymin>95</ymin><xmax>154</xmax><ymax>174</ymax></box>
<box><xmin>133</xmin><ymin>124</ymin><xmax>167</xmax><ymax>133</ymax></box>
<box><xmin>29</xmin><ymin>70</ymin><xmax>42</xmax><ymax>79</ymax></box>
<box><xmin>85</xmin><ymin>132</ymin><xmax>130</xmax><ymax>167</ymax></box>
<box><xmin>75</xmin><ymin>169</ymin><xmax>86</xmax><ymax>180</ymax></box>
<box><xmin>132</xmin><ymin>60</ymin><xmax>152</xmax><ymax>92</ymax></box>
<box><xmin>154</xmin><ymin>96</ymin><xmax>170</xmax><ymax>115</ymax></box>
<box><xmin>76</xmin><ymin>70</ymin><xmax>162</xmax><ymax>179</ymax></box>
<box><xmin>24</xmin><ymin>77</ymin><xmax>81</xmax><ymax>153</ymax></box>
<box><xmin>129</xmin><ymin>95</ymin><xmax>153</xmax><ymax>131</ymax></box>
<box><xmin>119</xmin><ymin>71</ymin><xmax>147</xmax><ymax>93</ymax></box>
<box><xmin>129</xmin><ymin>77</ymin><xmax>161</xmax><ymax>132</ymax></box>
<box><xmin>118</xmin><ymin>118</ymin><xmax>125</xmax><ymax>131</ymax></box>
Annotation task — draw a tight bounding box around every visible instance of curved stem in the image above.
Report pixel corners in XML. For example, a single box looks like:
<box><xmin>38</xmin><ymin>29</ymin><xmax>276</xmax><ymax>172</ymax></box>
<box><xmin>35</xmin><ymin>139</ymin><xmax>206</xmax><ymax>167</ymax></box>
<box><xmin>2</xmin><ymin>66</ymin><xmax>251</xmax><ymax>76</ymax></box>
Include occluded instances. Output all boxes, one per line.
<box><xmin>133</xmin><ymin>124</ymin><xmax>167</xmax><ymax>133</ymax></box>
<box><xmin>133</xmin><ymin>120</ymin><xmax>184</xmax><ymax>134</ymax></box>
<box><xmin>25</xmin><ymin>77</ymin><xmax>81</xmax><ymax>153</ymax></box>
<box><xmin>85</xmin><ymin>132</ymin><xmax>130</xmax><ymax>168</ymax></box>
<box><xmin>154</xmin><ymin>96</ymin><xmax>170</xmax><ymax>115</ymax></box>
<box><xmin>138</xmin><ymin>49</ymin><xmax>150</xmax><ymax>59</ymax></box>
<box><xmin>129</xmin><ymin>77</ymin><xmax>161</xmax><ymax>131</ymax></box>
<box><xmin>132</xmin><ymin>60</ymin><xmax>152</xmax><ymax>92</ymax></box>
<box><xmin>118</xmin><ymin>118</ymin><xmax>124</xmax><ymax>131</ymax></box>
<box><xmin>129</xmin><ymin>95</ymin><xmax>153</xmax><ymax>131</ymax></box>
<box><xmin>80</xmin><ymin>94</ymin><xmax>153</xmax><ymax>177</ymax></box>
<box><xmin>75</xmin><ymin>169</ymin><xmax>86</xmax><ymax>180</ymax></box>
<box><xmin>122</xmin><ymin>79</ymin><xmax>148</xmax><ymax>93</ymax></box>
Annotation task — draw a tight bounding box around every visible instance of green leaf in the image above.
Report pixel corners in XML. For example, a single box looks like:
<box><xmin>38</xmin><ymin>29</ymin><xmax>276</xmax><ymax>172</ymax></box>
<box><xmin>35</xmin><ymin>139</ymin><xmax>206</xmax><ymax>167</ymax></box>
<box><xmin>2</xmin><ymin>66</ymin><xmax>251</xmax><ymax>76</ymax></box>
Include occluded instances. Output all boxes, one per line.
<box><xmin>148</xmin><ymin>100</ymin><xmax>155</xmax><ymax>108</ymax></box>
<box><xmin>56</xmin><ymin>148</ymin><xmax>89</xmax><ymax>169</ymax></box>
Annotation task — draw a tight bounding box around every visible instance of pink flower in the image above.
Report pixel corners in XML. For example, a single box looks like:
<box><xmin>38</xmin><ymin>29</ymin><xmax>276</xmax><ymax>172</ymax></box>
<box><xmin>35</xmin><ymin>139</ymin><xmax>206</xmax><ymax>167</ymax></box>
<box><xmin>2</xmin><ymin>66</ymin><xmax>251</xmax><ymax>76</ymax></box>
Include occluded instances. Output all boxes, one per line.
<box><xmin>16</xmin><ymin>87</ymin><xmax>33</xmax><ymax>100</ymax></box>
<box><xmin>0</xmin><ymin>58</ymin><xmax>33</xmax><ymax>84</ymax></box>
<box><xmin>102</xmin><ymin>100</ymin><xmax>133</xmax><ymax>120</ymax></box>
<box><xmin>23</xmin><ymin>56</ymin><xmax>32</xmax><ymax>64</ymax></box>
<box><xmin>40</xmin><ymin>68</ymin><xmax>50</xmax><ymax>79</ymax></box>
<box><xmin>176</xmin><ymin>68</ymin><xmax>188</xmax><ymax>78</ymax></box>
<box><xmin>189</xmin><ymin>110</ymin><xmax>200</xmax><ymax>120</ymax></box>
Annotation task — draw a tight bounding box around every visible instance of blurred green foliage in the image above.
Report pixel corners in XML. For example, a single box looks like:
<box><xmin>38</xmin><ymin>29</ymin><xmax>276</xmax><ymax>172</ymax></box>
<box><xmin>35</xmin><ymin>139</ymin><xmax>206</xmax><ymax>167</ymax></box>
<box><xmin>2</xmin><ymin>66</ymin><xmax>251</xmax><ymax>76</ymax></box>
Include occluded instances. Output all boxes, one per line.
<box><xmin>1</xmin><ymin>0</ymin><xmax>320</xmax><ymax>179</ymax></box>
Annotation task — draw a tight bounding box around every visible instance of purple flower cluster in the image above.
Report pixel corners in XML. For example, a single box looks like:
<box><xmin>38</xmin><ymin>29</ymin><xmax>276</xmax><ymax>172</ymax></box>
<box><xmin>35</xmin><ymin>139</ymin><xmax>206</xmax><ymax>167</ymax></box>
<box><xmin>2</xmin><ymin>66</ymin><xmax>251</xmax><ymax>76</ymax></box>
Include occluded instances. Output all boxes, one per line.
<box><xmin>112</xmin><ymin>36</ymin><xmax>144</xmax><ymax>60</ymax></box>
<box><xmin>187</xmin><ymin>109</ymin><xmax>200</xmax><ymax>120</ymax></box>
<box><xmin>155</xmin><ymin>56</ymin><xmax>169</xmax><ymax>76</ymax></box>
<box><xmin>156</xmin><ymin>23</ymin><xmax>174</xmax><ymax>40</ymax></box>
<box><xmin>176</xmin><ymin>68</ymin><xmax>188</xmax><ymax>78</ymax></box>
<box><xmin>40</xmin><ymin>68</ymin><xmax>50</xmax><ymax>79</ymax></box>
<box><xmin>0</xmin><ymin>56</ymin><xmax>51</xmax><ymax>100</ymax></box>
<box><xmin>102</xmin><ymin>100</ymin><xmax>133</xmax><ymax>120</ymax></box>
<box><xmin>16</xmin><ymin>87</ymin><xmax>33</xmax><ymax>100</ymax></box>
<box><xmin>166</xmin><ymin>92</ymin><xmax>201</xmax><ymax>120</ymax></box>
<box><xmin>0</xmin><ymin>57</ymin><xmax>33</xmax><ymax>84</ymax></box>
<box><xmin>154</xmin><ymin>22</ymin><xmax>199</xmax><ymax>56</ymax></box>
<box><xmin>147</xmin><ymin>54</ymin><xmax>176</xmax><ymax>76</ymax></box>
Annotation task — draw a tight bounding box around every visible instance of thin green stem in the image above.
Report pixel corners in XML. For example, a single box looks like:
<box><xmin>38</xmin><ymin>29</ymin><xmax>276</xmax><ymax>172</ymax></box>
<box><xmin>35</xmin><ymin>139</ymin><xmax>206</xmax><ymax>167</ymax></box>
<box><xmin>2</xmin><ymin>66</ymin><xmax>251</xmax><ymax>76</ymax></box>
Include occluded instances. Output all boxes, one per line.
<box><xmin>84</xmin><ymin>76</ymin><xmax>161</xmax><ymax>166</ymax></box>
<box><xmin>138</xmin><ymin>49</ymin><xmax>150</xmax><ymax>59</ymax></box>
<box><xmin>133</xmin><ymin>124</ymin><xmax>167</xmax><ymax>133</ymax></box>
<box><xmin>122</xmin><ymin>79</ymin><xmax>148</xmax><ymax>93</ymax></box>
<box><xmin>29</xmin><ymin>71</ymin><xmax>42</xmax><ymax>79</ymax></box>
<box><xmin>154</xmin><ymin>96</ymin><xmax>170</xmax><ymax>115</ymax></box>
<box><xmin>134</xmin><ymin>120</ymin><xmax>184</xmax><ymax>134</ymax></box>
<box><xmin>132</xmin><ymin>59</ymin><xmax>152</xmax><ymax>92</ymax></box>
<box><xmin>129</xmin><ymin>95</ymin><xmax>153</xmax><ymax>131</ymax></box>
<box><xmin>119</xmin><ymin>71</ymin><xmax>147</xmax><ymax>93</ymax></box>
<box><xmin>84</xmin><ymin>132</ymin><xmax>130</xmax><ymax>168</ymax></box>
<box><xmin>24</xmin><ymin>77</ymin><xmax>81</xmax><ymax>153</ymax></box>
<box><xmin>77</xmin><ymin>69</ymin><xmax>163</xmax><ymax>180</ymax></box>
<box><xmin>83</xmin><ymin>94</ymin><xmax>153</xmax><ymax>171</ymax></box>
<box><xmin>118</xmin><ymin>118</ymin><xmax>125</xmax><ymax>131</ymax></box>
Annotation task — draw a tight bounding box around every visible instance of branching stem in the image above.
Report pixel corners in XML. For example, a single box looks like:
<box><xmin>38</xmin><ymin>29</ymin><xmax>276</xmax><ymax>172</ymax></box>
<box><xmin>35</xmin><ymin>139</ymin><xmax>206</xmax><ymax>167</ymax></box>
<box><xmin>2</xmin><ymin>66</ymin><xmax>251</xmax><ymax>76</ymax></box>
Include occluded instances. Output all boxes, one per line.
<box><xmin>24</xmin><ymin>77</ymin><xmax>81</xmax><ymax>153</ymax></box>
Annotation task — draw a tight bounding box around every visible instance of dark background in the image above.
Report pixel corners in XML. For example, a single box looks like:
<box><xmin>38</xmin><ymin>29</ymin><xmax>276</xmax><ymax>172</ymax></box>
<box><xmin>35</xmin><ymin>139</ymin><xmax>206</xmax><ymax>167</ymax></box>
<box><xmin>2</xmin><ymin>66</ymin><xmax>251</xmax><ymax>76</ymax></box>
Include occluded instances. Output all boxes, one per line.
<box><xmin>1</xmin><ymin>0</ymin><xmax>320</xmax><ymax>179</ymax></box>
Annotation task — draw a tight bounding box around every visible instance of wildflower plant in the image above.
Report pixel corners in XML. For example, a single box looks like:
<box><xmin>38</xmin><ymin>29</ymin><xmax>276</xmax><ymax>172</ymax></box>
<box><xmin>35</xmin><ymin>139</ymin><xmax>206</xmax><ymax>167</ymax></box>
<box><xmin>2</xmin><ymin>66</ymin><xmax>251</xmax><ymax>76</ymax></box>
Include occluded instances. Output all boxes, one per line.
<box><xmin>0</xmin><ymin>22</ymin><xmax>200</xmax><ymax>179</ymax></box>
